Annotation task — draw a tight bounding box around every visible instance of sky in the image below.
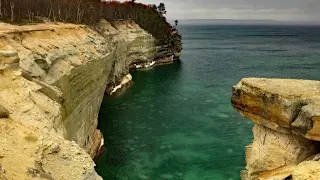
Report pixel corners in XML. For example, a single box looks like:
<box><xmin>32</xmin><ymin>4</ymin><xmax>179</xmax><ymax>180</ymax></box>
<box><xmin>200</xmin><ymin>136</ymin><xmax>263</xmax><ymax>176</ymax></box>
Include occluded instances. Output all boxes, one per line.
<box><xmin>124</xmin><ymin>0</ymin><xmax>320</xmax><ymax>22</ymax></box>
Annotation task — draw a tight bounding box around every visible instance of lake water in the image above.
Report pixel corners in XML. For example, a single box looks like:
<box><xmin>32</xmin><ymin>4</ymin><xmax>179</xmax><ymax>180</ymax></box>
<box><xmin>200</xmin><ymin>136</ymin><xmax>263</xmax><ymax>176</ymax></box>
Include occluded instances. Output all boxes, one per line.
<box><xmin>95</xmin><ymin>25</ymin><xmax>320</xmax><ymax>180</ymax></box>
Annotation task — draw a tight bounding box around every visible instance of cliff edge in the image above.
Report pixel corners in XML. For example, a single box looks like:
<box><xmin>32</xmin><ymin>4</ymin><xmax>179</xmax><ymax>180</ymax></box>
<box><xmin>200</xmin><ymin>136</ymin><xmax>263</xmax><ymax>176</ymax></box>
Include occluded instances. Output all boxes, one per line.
<box><xmin>232</xmin><ymin>78</ymin><xmax>320</xmax><ymax>180</ymax></box>
<box><xmin>0</xmin><ymin>20</ymin><xmax>181</xmax><ymax>180</ymax></box>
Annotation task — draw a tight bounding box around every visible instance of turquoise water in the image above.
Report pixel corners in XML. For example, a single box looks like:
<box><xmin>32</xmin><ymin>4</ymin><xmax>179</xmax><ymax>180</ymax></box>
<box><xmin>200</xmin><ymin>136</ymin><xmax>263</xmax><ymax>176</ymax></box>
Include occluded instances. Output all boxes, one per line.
<box><xmin>96</xmin><ymin>25</ymin><xmax>320</xmax><ymax>180</ymax></box>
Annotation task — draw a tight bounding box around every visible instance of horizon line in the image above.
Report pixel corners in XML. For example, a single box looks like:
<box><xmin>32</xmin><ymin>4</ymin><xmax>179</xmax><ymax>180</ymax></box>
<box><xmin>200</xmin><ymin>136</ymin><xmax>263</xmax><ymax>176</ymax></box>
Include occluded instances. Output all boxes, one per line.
<box><xmin>169</xmin><ymin>19</ymin><xmax>320</xmax><ymax>22</ymax></box>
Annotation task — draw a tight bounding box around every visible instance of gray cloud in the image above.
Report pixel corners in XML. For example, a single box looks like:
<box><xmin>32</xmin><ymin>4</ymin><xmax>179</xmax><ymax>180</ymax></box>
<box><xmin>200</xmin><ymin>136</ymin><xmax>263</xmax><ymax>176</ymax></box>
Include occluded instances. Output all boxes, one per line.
<box><xmin>131</xmin><ymin>0</ymin><xmax>320</xmax><ymax>21</ymax></box>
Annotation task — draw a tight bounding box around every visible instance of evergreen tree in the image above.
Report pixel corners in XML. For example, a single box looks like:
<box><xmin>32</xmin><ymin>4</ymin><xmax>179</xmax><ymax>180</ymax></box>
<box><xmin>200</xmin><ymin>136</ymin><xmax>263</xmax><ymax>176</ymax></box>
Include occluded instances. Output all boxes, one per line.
<box><xmin>151</xmin><ymin>4</ymin><xmax>157</xmax><ymax>11</ymax></box>
<box><xmin>175</xmin><ymin>20</ymin><xmax>179</xmax><ymax>26</ymax></box>
<box><xmin>157</xmin><ymin>3</ymin><xmax>166</xmax><ymax>15</ymax></box>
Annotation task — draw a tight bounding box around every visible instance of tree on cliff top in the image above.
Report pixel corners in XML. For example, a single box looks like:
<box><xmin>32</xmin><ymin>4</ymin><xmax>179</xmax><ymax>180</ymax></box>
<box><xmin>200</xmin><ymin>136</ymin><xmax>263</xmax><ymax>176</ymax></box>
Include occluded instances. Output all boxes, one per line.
<box><xmin>157</xmin><ymin>3</ymin><xmax>166</xmax><ymax>15</ymax></box>
<box><xmin>0</xmin><ymin>0</ymin><xmax>173</xmax><ymax>45</ymax></box>
<box><xmin>175</xmin><ymin>20</ymin><xmax>179</xmax><ymax>26</ymax></box>
<box><xmin>151</xmin><ymin>4</ymin><xmax>157</xmax><ymax>11</ymax></box>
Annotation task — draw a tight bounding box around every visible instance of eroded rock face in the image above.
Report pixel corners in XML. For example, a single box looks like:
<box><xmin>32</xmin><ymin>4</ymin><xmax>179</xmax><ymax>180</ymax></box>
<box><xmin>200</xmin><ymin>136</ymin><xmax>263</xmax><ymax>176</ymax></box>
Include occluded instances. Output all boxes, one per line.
<box><xmin>0</xmin><ymin>20</ymin><xmax>159</xmax><ymax>180</ymax></box>
<box><xmin>245</xmin><ymin>125</ymin><xmax>319</xmax><ymax>179</ymax></box>
<box><xmin>232</xmin><ymin>78</ymin><xmax>320</xmax><ymax>180</ymax></box>
<box><xmin>0</xmin><ymin>119</ymin><xmax>100</xmax><ymax>180</ymax></box>
<box><xmin>96</xmin><ymin>20</ymin><xmax>157</xmax><ymax>95</ymax></box>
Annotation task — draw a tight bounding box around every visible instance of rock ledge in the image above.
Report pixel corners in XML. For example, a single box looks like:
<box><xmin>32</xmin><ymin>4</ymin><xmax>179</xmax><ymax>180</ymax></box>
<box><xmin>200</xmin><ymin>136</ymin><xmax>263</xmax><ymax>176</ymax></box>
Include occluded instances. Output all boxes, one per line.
<box><xmin>232</xmin><ymin>78</ymin><xmax>320</xmax><ymax>180</ymax></box>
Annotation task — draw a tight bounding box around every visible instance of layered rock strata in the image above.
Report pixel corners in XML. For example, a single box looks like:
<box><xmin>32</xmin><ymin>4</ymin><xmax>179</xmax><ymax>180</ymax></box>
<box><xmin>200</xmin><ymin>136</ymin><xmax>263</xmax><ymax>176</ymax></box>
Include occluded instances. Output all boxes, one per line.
<box><xmin>0</xmin><ymin>20</ymin><xmax>182</xmax><ymax>179</ymax></box>
<box><xmin>232</xmin><ymin>78</ymin><xmax>320</xmax><ymax>180</ymax></box>
<box><xmin>98</xmin><ymin>20</ymin><xmax>182</xmax><ymax>96</ymax></box>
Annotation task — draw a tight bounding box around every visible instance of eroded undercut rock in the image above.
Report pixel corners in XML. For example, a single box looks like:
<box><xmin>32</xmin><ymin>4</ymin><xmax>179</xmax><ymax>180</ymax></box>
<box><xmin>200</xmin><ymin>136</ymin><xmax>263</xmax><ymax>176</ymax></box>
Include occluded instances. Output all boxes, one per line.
<box><xmin>232</xmin><ymin>78</ymin><xmax>320</xmax><ymax>180</ymax></box>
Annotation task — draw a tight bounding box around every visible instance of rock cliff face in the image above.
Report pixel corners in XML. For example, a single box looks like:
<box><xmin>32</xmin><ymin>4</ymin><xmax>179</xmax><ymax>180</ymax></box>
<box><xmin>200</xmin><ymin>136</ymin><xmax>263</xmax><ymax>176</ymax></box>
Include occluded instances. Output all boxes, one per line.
<box><xmin>232</xmin><ymin>78</ymin><xmax>320</xmax><ymax>180</ymax></box>
<box><xmin>155</xmin><ymin>28</ymin><xmax>183</xmax><ymax>61</ymax></box>
<box><xmin>95</xmin><ymin>20</ymin><xmax>157</xmax><ymax>95</ymax></box>
<box><xmin>0</xmin><ymin>21</ymin><xmax>181</xmax><ymax>180</ymax></box>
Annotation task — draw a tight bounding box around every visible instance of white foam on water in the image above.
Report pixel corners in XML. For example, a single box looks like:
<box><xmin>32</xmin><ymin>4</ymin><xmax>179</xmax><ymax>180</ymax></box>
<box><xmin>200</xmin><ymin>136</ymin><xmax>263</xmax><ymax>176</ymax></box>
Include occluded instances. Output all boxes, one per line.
<box><xmin>110</xmin><ymin>74</ymin><xmax>132</xmax><ymax>95</ymax></box>
<box><xmin>134</xmin><ymin>64</ymin><xmax>143</xmax><ymax>68</ymax></box>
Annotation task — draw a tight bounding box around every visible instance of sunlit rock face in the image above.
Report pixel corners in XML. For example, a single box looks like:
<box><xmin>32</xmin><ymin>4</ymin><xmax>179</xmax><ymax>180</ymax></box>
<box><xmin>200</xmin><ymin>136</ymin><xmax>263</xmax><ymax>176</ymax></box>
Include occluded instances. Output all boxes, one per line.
<box><xmin>232</xmin><ymin>78</ymin><xmax>320</xmax><ymax>180</ymax></box>
<box><xmin>0</xmin><ymin>23</ymin><xmax>105</xmax><ymax>180</ymax></box>
<box><xmin>0</xmin><ymin>20</ymin><xmax>159</xmax><ymax>180</ymax></box>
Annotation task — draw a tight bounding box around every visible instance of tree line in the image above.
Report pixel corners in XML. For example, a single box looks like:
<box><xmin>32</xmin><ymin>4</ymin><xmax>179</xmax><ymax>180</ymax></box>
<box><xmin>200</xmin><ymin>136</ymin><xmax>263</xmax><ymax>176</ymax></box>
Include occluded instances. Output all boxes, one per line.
<box><xmin>0</xmin><ymin>0</ymin><xmax>174</xmax><ymax>43</ymax></box>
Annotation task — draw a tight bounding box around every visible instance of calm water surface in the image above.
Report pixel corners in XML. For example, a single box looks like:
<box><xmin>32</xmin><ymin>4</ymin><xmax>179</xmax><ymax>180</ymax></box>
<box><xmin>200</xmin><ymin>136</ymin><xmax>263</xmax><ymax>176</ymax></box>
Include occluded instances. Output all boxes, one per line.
<box><xmin>96</xmin><ymin>25</ymin><xmax>320</xmax><ymax>180</ymax></box>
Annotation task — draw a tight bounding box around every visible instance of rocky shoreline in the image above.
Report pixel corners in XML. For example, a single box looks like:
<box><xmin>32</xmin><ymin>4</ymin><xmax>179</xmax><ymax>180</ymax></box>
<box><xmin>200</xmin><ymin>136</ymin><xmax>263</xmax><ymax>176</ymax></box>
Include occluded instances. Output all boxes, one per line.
<box><xmin>105</xmin><ymin>55</ymin><xmax>181</xmax><ymax>98</ymax></box>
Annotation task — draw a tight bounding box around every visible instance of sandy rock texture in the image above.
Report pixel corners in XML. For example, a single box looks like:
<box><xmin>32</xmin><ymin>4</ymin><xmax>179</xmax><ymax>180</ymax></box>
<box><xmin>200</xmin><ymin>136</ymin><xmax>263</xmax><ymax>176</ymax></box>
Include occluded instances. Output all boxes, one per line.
<box><xmin>0</xmin><ymin>20</ymin><xmax>158</xmax><ymax>180</ymax></box>
<box><xmin>232</xmin><ymin>78</ymin><xmax>320</xmax><ymax>180</ymax></box>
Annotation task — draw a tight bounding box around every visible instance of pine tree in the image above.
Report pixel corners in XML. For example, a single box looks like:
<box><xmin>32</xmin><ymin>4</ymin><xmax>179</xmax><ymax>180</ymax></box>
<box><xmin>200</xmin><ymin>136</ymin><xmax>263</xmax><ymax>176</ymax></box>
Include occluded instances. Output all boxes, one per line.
<box><xmin>157</xmin><ymin>3</ymin><xmax>166</xmax><ymax>15</ymax></box>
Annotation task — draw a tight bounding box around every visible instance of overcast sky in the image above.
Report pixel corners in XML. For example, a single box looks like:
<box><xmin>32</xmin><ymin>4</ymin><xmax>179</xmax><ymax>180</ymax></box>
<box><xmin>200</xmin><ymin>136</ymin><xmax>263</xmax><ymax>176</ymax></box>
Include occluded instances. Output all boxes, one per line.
<box><xmin>128</xmin><ymin>0</ymin><xmax>320</xmax><ymax>22</ymax></box>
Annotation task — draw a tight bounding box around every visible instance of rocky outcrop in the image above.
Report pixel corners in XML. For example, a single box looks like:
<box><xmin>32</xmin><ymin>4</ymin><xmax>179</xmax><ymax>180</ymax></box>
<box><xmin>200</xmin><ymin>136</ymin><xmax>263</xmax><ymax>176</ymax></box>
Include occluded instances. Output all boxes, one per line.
<box><xmin>0</xmin><ymin>19</ymin><xmax>180</xmax><ymax>179</ymax></box>
<box><xmin>155</xmin><ymin>28</ymin><xmax>182</xmax><ymax>62</ymax></box>
<box><xmin>96</xmin><ymin>20</ymin><xmax>182</xmax><ymax>96</ymax></box>
<box><xmin>232</xmin><ymin>78</ymin><xmax>320</xmax><ymax>180</ymax></box>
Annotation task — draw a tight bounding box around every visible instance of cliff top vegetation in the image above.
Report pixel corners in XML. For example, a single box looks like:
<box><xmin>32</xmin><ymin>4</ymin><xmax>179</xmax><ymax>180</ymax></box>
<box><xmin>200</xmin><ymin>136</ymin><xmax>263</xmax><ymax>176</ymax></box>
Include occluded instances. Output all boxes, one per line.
<box><xmin>0</xmin><ymin>0</ymin><xmax>174</xmax><ymax>43</ymax></box>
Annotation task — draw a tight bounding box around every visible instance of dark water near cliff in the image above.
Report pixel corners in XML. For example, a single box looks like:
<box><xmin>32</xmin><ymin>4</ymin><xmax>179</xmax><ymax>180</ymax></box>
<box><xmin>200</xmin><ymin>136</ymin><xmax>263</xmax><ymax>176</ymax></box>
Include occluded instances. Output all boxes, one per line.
<box><xmin>96</xmin><ymin>25</ymin><xmax>320</xmax><ymax>180</ymax></box>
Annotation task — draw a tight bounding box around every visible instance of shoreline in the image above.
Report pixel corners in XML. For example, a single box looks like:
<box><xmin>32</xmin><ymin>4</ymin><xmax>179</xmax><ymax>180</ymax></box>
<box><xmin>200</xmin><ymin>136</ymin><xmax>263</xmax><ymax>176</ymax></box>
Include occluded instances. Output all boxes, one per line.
<box><xmin>105</xmin><ymin>56</ymin><xmax>180</xmax><ymax>98</ymax></box>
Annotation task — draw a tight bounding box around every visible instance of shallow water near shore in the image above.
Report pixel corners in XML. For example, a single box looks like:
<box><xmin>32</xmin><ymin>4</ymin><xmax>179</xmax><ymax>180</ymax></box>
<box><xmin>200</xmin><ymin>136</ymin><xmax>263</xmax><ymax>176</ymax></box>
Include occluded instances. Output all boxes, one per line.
<box><xmin>96</xmin><ymin>25</ymin><xmax>320</xmax><ymax>180</ymax></box>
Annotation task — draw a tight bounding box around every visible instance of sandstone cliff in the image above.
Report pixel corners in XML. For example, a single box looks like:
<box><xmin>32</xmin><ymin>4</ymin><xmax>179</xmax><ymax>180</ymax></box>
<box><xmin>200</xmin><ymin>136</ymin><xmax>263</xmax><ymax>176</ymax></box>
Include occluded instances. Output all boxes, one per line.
<box><xmin>0</xmin><ymin>20</ymin><xmax>181</xmax><ymax>180</ymax></box>
<box><xmin>232</xmin><ymin>78</ymin><xmax>320</xmax><ymax>180</ymax></box>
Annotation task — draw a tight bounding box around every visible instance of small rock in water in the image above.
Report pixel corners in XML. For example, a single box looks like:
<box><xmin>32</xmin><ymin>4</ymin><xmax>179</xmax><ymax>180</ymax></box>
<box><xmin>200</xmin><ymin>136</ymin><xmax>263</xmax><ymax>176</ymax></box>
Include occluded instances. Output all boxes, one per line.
<box><xmin>175</xmin><ymin>172</ymin><xmax>183</xmax><ymax>177</ymax></box>
<box><xmin>138</xmin><ymin>174</ymin><xmax>149</xmax><ymax>180</ymax></box>
<box><xmin>140</xmin><ymin>144</ymin><xmax>147</xmax><ymax>148</ymax></box>
<box><xmin>160</xmin><ymin>174</ymin><xmax>174</xmax><ymax>179</ymax></box>
<box><xmin>219</xmin><ymin>114</ymin><xmax>229</xmax><ymax>118</ymax></box>
<box><xmin>129</xmin><ymin>147</ymin><xmax>136</xmax><ymax>151</ymax></box>
<box><xmin>227</xmin><ymin>149</ymin><xmax>233</xmax><ymax>153</ymax></box>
